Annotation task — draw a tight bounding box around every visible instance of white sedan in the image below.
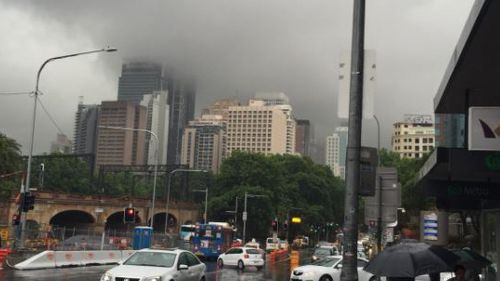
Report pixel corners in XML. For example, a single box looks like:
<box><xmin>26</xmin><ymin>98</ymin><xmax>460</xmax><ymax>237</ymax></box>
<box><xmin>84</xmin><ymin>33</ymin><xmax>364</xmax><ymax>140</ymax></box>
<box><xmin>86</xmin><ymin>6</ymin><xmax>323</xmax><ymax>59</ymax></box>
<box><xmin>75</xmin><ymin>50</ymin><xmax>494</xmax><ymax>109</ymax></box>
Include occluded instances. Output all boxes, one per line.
<box><xmin>217</xmin><ymin>247</ymin><xmax>265</xmax><ymax>270</ymax></box>
<box><xmin>290</xmin><ymin>256</ymin><xmax>377</xmax><ymax>281</ymax></box>
<box><xmin>101</xmin><ymin>248</ymin><xmax>206</xmax><ymax>281</ymax></box>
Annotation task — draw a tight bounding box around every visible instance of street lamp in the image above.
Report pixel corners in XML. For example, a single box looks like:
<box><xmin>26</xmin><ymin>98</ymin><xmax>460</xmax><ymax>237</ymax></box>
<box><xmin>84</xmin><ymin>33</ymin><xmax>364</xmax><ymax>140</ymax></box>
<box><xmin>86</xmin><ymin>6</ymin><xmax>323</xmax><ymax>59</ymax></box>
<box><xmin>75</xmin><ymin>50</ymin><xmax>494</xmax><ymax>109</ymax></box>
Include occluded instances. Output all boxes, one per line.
<box><xmin>20</xmin><ymin>47</ymin><xmax>117</xmax><ymax>248</ymax></box>
<box><xmin>192</xmin><ymin>188</ymin><xmax>208</xmax><ymax>224</ymax></box>
<box><xmin>164</xmin><ymin>169</ymin><xmax>208</xmax><ymax>234</ymax></box>
<box><xmin>242</xmin><ymin>192</ymin><xmax>266</xmax><ymax>243</ymax></box>
<box><xmin>98</xmin><ymin>126</ymin><xmax>158</xmax><ymax>229</ymax></box>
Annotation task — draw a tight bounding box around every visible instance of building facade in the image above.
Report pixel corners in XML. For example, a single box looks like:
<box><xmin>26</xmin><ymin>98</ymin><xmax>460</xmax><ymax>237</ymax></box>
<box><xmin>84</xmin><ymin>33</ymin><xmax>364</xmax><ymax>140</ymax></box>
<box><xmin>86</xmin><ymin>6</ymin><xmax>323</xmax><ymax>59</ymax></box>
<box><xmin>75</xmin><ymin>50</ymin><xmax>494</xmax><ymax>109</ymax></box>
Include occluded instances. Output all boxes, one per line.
<box><xmin>73</xmin><ymin>101</ymin><xmax>100</xmax><ymax>155</ymax></box>
<box><xmin>140</xmin><ymin>91</ymin><xmax>169</xmax><ymax>165</ymax></box>
<box><xmin>117</xmin><ymin>62</ymin><xmax>166</xmax><ymax>104</ymax></box>
<box><xmin>295</xmin><ymin>119</ymin><xmax>311</xmax><ymax>156</ymax></box>
<box><xmin>50</xmin><ymin>133</ymin><xmax>72</xmax><ymax>154</ymax></box>
<box><xmin>391</xmin><ymin>115</ymin><xmax>435</xmax><ymax>159</ymax></box>
<box><xmin>325</xmin><ymin>126</ymin><xmax>348</xmax><ymax>179</ymax></box>
<box><xmin>180</xmin><ymin>115</ymin><xmax>225</xmax><ymax>173</ymax></box>
<box><xmin>226</xmin><ymin>100</ymin><xmax>288</xmax><ymax>155</ymax></box>
<box><xmin>96</xmin><ymin>101</ymin><xmax>147</xmax><ymax>166</ymax></box>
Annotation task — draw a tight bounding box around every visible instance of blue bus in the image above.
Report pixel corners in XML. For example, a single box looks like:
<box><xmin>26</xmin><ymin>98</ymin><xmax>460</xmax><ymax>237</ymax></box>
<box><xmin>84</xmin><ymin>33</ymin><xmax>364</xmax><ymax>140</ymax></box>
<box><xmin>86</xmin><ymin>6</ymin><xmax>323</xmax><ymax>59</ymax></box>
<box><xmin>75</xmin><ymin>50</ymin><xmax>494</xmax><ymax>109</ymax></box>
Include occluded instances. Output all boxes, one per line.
<box><xmin>179</xmin><ymin>224</ymin><xmax>196</xmax><ymax>241</ymax></box>
<box><xmin>192</xmin><ymin>222</ymin><xmax>233</xmax><ymax>259</ymax></box>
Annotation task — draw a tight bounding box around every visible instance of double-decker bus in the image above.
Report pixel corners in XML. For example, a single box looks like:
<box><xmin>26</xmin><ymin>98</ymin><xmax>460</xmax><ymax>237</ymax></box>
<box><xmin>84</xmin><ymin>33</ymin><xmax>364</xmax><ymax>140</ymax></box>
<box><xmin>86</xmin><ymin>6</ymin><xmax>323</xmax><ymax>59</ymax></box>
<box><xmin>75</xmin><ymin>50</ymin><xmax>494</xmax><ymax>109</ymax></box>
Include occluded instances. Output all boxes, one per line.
<box><xmin>192</xmin><ymin>222</ymin><xmax>233</xmax><ymax>259</ymax></box>
<box><xmin>179</xmin><ymin>224</ymin><xmax>196</xmax><ymax>241</ymax></box>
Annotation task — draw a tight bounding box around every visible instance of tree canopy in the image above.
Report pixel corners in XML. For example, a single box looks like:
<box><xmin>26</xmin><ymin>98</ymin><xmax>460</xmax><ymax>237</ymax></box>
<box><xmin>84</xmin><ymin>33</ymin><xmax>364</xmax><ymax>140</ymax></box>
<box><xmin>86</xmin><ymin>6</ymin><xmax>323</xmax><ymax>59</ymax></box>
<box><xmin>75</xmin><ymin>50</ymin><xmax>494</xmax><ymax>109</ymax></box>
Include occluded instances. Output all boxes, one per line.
<box><xmin>208</xmin><ymin>151</ymin><xmax>344</xmax><ymax>241</ymax></box>
<box><xmin>0</xmin><ymin>133</ymin><xmax>23</xmax><ymax>197</ymax></box>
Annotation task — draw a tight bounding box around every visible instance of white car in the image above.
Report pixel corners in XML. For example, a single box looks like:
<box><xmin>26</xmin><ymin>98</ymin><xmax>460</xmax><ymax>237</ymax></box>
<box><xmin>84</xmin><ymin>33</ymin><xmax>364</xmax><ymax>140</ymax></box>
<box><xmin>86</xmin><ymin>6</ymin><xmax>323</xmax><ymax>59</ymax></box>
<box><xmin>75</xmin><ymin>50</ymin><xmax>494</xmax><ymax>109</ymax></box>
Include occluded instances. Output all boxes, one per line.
<box><xmin>217</xmin><ymin>247</ymin><xmax>265</xmax><ymax>270</ymax></box>
<box><xmin>100</xmin><ymin>248</ymin><xmax>206</xmax><ymax>281</ymax></box>
<box><xmin>290</xmin><ymin>256</ymin><xmax>377</xmax><ymax>281</ymax></box>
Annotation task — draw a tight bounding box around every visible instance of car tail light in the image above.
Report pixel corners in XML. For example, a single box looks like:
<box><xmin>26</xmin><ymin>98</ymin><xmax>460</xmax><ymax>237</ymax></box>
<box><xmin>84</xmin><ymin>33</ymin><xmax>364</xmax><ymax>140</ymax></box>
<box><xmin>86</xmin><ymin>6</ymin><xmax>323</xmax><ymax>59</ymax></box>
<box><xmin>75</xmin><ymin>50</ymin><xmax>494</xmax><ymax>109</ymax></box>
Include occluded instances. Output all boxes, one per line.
<box><xmin>244</xmin><ymin>254</ymin><xmax>249</xmax><ymax>259</ymax></box>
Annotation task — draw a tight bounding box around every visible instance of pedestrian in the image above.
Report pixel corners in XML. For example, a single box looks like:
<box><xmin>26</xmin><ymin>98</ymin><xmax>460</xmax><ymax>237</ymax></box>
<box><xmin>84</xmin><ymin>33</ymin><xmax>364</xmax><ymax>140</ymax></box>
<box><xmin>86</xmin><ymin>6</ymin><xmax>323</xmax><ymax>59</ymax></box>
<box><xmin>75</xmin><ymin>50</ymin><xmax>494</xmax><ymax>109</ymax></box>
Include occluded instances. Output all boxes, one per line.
<box><xmin>447</xmin><ymin>265</ymin><xmax>466</xmax><ymax>281</ymax></box>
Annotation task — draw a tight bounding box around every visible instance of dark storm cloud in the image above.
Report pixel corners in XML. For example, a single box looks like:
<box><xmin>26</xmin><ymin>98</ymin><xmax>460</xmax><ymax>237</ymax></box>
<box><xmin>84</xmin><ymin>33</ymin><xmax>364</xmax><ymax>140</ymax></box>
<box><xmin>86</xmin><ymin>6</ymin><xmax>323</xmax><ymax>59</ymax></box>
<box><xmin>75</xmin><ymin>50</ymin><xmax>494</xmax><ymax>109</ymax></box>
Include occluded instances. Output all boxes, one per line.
<box><xmin>0</xmin><ymin>0</ymin><xmax>473</xmax><ymax>155</ymax></box>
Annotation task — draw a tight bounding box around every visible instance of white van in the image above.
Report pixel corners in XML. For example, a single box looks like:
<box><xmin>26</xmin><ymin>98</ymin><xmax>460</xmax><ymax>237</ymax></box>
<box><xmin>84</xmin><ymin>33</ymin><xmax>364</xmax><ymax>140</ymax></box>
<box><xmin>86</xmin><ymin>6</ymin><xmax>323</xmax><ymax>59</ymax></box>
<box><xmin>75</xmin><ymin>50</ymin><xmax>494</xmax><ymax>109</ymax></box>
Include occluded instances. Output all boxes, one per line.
<box><xmin>265</xmin><ymin>237</ymin><xmax>280</xmax><ymax>252</ymax></box>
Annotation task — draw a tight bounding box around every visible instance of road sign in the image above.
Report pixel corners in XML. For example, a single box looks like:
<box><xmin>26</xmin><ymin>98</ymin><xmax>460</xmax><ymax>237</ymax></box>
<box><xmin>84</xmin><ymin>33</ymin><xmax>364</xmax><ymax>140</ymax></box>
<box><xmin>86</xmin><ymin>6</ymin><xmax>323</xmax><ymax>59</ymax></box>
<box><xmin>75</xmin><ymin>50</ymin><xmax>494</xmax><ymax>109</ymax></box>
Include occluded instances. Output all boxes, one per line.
<box><xmin>364</xmin><ymin>167</ymin><xmax>401</xmax><ymax>225</ymax></box>
<box><xmin>0</xmin><ymin>228</ymin><xmax>8</xmax><ymax>240</ymax></box>
<box><xmin>242</xmin><ymin>212</ymin><xmax>247</xmax><ymax>221</ymax></box>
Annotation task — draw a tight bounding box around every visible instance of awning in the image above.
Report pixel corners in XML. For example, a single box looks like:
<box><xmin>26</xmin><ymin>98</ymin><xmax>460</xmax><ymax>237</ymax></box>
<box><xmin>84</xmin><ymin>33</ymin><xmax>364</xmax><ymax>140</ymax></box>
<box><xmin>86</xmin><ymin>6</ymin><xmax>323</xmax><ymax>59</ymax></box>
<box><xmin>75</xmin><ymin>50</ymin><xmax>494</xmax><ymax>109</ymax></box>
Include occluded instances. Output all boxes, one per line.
<box><xmin>417</xmin><ymin>148</ymin><xmax>500</xmax><ymax>210</ymax></box>
<box><xmin>434</xmin><ymin>0</ymin><xmax>500</xmax><ymax>114</ymax></box>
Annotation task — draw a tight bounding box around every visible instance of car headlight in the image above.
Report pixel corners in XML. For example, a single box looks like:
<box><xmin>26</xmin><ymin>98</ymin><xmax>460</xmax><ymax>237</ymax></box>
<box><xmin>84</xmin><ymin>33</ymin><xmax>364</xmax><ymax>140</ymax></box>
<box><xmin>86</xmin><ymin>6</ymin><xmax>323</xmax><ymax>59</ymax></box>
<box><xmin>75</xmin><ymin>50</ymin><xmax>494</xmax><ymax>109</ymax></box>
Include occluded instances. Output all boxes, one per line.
<box><xmin>100</xmin><ymin>272</ymin><xmax>112</xmax><ymax>281</ymax></box>
<box><xmin>302</xmin><ymin>271</ymin><xmax>315</xmax><ymax>279</ymax></box>
<box><xmin>144</xmin><ymin>276</ymin><xmax>162</xmax><ymax>281</ymax></box>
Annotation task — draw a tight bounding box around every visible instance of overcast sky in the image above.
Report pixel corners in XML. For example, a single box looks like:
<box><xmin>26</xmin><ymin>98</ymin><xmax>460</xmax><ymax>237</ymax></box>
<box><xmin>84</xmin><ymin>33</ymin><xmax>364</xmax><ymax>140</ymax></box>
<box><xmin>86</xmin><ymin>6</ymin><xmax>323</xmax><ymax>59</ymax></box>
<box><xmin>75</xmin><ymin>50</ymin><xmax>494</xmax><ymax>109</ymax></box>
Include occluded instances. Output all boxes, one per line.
<box><xmin>0</xmin><ymin>0</ymin><xmax>474</xmax><ymax>156</ymax></box>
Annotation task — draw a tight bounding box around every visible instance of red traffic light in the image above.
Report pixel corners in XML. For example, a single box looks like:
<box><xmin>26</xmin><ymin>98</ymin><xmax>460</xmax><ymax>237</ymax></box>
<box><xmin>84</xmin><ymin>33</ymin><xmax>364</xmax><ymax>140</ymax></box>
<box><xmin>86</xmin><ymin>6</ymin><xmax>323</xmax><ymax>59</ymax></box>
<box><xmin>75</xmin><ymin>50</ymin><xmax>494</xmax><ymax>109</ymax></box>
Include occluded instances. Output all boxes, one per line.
<box><xmin>124</xmin><ymin>207</ymin><xmax>136</xmax><ymax>223</ymax></box>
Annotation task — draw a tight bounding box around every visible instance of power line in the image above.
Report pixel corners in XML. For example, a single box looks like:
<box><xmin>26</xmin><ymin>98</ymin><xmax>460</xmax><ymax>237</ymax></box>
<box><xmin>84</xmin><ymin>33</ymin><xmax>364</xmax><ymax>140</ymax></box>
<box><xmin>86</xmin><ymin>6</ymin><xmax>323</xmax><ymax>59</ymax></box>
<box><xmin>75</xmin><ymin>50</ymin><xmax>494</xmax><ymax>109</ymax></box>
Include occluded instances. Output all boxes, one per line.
<box><xmin>38</xmin><ymin>95</ymin><xmax>67</xmax><ymax>137</ymax></box>
<box><xmin>0</xmin><ymin>91</ymin><xmax>33</xmax><ymax>96</ymax></box>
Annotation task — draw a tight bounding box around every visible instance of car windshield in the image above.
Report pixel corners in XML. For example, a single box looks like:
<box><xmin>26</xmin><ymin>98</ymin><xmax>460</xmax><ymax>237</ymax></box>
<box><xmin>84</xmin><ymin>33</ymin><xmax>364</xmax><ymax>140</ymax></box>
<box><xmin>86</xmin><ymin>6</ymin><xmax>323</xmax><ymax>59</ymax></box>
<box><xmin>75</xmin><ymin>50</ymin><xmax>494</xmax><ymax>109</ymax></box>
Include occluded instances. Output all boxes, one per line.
<box><xmin>124</xmin><ymin>252</ymin><xmax>176</xmax><ymax>267</ymax></box>
<box><xmin>314</xmin><ymin>248</ymin><xmax>332</xmax><ymax>255</ymax></box>
<box><xmin>311</xmin><ymin>257</ymin><xmax>340</xmax><ymax>267</ymax></box>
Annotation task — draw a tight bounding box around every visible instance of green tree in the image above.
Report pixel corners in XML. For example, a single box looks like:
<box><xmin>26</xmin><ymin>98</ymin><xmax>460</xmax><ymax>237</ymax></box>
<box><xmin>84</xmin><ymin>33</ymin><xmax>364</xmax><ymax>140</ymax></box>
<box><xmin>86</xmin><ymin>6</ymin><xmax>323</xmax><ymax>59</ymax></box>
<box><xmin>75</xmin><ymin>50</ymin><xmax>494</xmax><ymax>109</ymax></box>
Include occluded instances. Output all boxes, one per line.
<box><xmin>208</xmin><ymin>151</ymin><xmax>344</xmax><ymax>242</ymax></box>
<box><xmin>0</xmin><ymin>133</ymin><xmax>23</xmax><ymax>198</ymax></box>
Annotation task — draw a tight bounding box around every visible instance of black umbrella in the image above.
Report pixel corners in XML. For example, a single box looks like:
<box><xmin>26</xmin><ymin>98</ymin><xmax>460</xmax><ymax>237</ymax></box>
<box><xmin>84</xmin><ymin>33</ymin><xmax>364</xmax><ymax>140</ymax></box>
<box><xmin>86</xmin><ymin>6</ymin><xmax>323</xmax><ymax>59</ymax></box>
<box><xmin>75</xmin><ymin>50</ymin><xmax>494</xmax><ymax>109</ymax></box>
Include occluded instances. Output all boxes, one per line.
<box><xmin>364</xmin><ymin>241</ymin><xmax>460</xmax><ymax>277</ymax></box>
<box><xmin>451</xmin><ymin>248</ymin><xmax>491</xmax><ymax>270</ymax></box>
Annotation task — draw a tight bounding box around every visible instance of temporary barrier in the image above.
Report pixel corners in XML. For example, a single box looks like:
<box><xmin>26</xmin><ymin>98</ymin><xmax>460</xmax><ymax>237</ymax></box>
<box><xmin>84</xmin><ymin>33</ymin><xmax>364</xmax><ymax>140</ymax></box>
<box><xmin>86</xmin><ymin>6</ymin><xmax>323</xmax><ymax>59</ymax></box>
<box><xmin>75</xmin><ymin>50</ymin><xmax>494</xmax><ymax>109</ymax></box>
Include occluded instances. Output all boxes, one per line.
<box><xmin>0</xmin><ymin>249</ymin><xmax>12</xmax><ymax>269</ymax></box>
<box><xmin>14</xmin><ymin>250</ymin><xmax>136</xmax><ymax>270</ymax></box>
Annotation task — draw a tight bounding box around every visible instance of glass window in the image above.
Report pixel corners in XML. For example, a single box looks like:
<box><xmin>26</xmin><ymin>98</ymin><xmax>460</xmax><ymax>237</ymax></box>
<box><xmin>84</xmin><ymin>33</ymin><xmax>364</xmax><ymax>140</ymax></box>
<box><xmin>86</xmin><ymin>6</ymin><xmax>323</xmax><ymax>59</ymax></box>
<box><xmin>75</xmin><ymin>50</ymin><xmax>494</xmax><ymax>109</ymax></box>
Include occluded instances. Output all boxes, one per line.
<box><xmin>186</xmin><ymin>253</ymin><xmax>200</xmax><ymax>265</ymax></box>
<box><xmin>178</xmin><ymin>253</ymin><xmax>189</xmax><ymax>266</ymax></box>
<box><xmin>124</xmin><ymin>252</ymin><xmax>176</xmax><ymax>267</ymax></box>
<box><xmin>357</xmin><ymin>259</ymin><xmax>368</xmax><ymax>267</ymax></box>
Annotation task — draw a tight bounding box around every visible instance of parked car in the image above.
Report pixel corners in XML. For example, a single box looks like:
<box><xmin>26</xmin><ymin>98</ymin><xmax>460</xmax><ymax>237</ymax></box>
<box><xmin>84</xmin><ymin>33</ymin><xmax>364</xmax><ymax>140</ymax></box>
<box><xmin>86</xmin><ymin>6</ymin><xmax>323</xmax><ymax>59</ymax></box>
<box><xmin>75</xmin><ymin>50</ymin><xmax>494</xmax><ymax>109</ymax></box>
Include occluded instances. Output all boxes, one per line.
<box><xmin>100</xmin><ymin>248</ymin><xmax>206</xmax><ymax>281</ymax></box>
<box><xmin>291</xmin><ymin>256</ymin><xmax>376</xmax><ymax>281</ymax></box>
<box><xmin>217</xmin><ymin>247</ymin><xmax>265</xmax><ymax>270</ymax></box>
<box><xmin>311</xmin><ymin>246</ymin><xmax>339</xmax><ymax>262</ymax></box>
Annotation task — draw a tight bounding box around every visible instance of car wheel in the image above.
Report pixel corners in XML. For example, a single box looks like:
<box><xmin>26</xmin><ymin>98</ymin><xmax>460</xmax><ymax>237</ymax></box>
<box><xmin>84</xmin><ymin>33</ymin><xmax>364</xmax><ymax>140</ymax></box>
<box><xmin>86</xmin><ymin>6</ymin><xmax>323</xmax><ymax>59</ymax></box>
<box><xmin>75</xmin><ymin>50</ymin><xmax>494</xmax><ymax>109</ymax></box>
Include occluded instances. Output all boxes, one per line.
<box><xmin>369</xmin><ymin>276</ymin><xmax>379</xmax><ymax>281</ymax></box>
<box><xmin>320</xmin><ymin>275</ymin><xmax>333</xmax><ymax>281</ymax></box>
<box><xmin>200</xmin><ymin>277</ymin><xmax>205</xmax><ymax>281</ymax></box>
<box><xmin>256</xmin><ymin>266</ymin><xmax>263</xmax><ymax>271</ymax></box>
<box><xmin>237</xmin><ymin>260</ymin><xmax>245</xmax><ymax>270</ymax></box>
<box><xmin>217</xmin><ymin>259</ymin><xmax>223</xmax><ymax>269</ymax></box>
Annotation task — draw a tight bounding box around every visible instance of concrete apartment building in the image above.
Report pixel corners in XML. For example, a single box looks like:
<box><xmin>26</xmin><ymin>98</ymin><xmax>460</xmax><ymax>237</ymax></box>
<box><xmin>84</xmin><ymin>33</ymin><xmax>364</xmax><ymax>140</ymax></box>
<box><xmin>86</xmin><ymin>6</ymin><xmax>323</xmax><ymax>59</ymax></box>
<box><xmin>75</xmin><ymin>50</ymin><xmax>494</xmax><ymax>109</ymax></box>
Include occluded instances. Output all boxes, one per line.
<box><xmin>140</xmin><ymin>91</ymin><xmax>169</xmax><ymax>165</ymax></box>
<box><xmin>253</xmin><ymin>92</ymin><xmax>296</xmax><ymax>154</ymax></box>
<box><xmin>73</xmin><ymin>100</ymin><xmax>100</xmax><ymax>155</ymax></box>
<box><xmin>325</xmin><ymin>126</ymin><xmax>348</xmax><ymax>179</ymax></box>
<box><xmin>226</xmin><ymin>100</ymin><xmax>288</xmax><ymax>155</ymax></box>
<box><xmin>96</xmin><ymin>101</ymin><xmax>147</xmax><ymax>166</ymax></box>
<box><xmin>391</xmin><ymin>114</ymin><xmax>435</xmax><ymax>159</ymax></box>
<box><xmin>181</xmin><ymin>115</ymin><xmax>225</xmax><ymax>173</ymax></box>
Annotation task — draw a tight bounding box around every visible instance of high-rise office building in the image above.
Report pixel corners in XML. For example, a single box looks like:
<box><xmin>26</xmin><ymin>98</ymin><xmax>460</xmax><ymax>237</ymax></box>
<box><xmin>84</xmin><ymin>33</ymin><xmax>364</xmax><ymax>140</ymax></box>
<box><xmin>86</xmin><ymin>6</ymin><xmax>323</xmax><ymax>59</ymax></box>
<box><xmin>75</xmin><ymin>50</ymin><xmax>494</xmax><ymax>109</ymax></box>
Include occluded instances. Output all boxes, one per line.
<box><xmin>73</xmin><ymin>100</ymin><xmax>100</xmax><ymax>154</ymax></box>
<box><xmin>391</xmin><ymin>114</ymin><xmax>435</xmax><ymax>159</ymax></box>
<box><xmin>50</xmin><ymin>133</ymin><xmax>72</xmax><ymax>154</ymax></box>
<box><xmin>117</xmin><ymin>61</ymin><xmax>196</xmax><ymax>165</ymax></box>
<box><xmin>96</xmin><ymin>101</ymin><xmax>147</xmax><ymax>166</ymax></box>
<box><xmin>140</xmin><ymin>91</ymin><xmax>169</xmax><ymax>165</ymax></box>
<box><xmin>325</xmin><ymin>126</ymin><xmax>348</xmax><ymax>179</ymax></box>
<box><xmin>201</xmin><ymin>98</ymin><xmax>240</xmax><ymax>120</ymax></box>
<box><xmin>165</xmin><ymin>75</ymin><xmax>196</xmax><ymax>165</ymax></box>
<box><xmin>295</xmin><ymin>119</ymin><xmax>311</xmax><ymax>156</ymax></box>
<box><xmin>117</xmin><ymin>62</ymin><xmax>166</xmax><ymax>104</ymax></box>
<box><xmin>181</xmin><ymin>115</ymin><xmax>225</xmax><ymax>173</ymax></box>
<box><xmin>226</xmin><ymin>100</ymin><xmax>288</xmax><ymax>155</ymax></box>
<box><xmin>254</xmin><ymin>92</ymin><xmax>290</xmax><ymax>106</ymax></box>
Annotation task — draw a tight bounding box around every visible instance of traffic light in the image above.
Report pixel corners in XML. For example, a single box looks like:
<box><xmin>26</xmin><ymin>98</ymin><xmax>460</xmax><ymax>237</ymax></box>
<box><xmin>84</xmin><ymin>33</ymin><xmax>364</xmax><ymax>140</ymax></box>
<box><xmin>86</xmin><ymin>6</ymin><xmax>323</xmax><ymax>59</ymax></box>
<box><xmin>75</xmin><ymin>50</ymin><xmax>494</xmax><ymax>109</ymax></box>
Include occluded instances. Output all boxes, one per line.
<box><xmin>272</xmin><ymin>219</ymin><xmax>278</xmax><ymax>232</ymax></box>
<box><xmin>123</xmin><ymin>207</ymin><xmax>136</xmax><ymax>223</ymax></box>
<box><xmin>22</xmin><ymin>193</ymin><xmax>36</xmax><ymax>212</ymax></box>
<box><xmin>283</xmin><ymin>222</ymin><xmax>288</xmax><ymax>230</ymax></box>
<box><xmin>12</xmin><ymin>214</ymin><xmax>20</xmax><ymax>225</ymax></box>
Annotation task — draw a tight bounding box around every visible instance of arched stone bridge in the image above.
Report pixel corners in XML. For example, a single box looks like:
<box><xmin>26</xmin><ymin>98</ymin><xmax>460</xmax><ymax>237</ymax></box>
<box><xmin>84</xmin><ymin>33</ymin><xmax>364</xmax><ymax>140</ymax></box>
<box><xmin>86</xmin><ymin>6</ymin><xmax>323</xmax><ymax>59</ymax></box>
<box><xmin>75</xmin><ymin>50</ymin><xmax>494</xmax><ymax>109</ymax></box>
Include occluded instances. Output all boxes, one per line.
<box><xmin>7</xmin><ymin>191</ymin><xmax>201</xmax><ymax>232</ymax></box>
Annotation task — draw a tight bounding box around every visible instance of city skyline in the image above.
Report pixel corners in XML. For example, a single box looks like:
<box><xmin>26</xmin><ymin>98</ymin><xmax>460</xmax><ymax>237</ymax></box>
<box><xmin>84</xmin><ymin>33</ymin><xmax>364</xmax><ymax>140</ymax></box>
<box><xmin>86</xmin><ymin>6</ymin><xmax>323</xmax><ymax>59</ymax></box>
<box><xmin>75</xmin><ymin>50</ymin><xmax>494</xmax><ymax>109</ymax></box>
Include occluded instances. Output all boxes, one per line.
<box><xmin>0</xmin><ymin>0</ymin><xmax>474</xmax><ymax>155</ymax></box>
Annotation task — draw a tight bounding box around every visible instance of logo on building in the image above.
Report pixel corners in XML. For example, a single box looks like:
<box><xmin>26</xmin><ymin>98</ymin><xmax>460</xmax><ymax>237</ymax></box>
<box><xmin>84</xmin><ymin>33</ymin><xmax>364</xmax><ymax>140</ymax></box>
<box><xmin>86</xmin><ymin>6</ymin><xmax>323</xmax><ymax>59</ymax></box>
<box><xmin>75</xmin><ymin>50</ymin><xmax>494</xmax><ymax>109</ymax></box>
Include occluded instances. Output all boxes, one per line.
<box><xmin>478</xmin><ymin>119</ymin><xmax>500</xmax><ymax>138</ymax></box>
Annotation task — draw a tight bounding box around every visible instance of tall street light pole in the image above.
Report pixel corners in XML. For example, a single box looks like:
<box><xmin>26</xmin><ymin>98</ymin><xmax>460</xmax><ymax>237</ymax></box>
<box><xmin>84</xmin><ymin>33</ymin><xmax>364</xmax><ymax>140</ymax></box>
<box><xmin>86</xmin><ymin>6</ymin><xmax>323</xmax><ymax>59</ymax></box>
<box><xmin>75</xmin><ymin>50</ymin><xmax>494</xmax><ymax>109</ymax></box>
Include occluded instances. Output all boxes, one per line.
<box><xmin>19</xmin><ymin>47</ymin><xmax>117</xmax><ymax>248</ymax></box>
<box><xmin>193</xmin><ymin>188</ymin><xmax>208</xmax><ymax>224</ymax></box>
<box><xmin>242</xmin><ymin>192</ymin><xmax>265</xmax><ymax>243</ymax></box>
<box><xmin>165</xmin><ymin>169</ymin><xmax>207</xmax><ymax>234</ymax></box>
<box><xmin>341</xmin><ymin>0</ymin><xmax>365</xmax><ymax>280</ymax></box>
<box><xmin>98</xmin><ymin>126</ymin><xmax>158</xmax><ymax>229</ymax></box>
<box><xmin>372</xmin><ymin>115</ymin><xmax>384</xmax><ymax>252</ymax></box>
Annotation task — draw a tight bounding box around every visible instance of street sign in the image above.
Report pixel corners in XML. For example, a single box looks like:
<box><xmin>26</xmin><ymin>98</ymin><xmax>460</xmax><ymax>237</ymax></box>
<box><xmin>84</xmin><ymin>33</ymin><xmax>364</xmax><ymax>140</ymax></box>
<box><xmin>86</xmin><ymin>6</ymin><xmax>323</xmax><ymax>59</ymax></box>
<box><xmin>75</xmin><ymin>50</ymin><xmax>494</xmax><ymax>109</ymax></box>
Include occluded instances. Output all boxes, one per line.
<box><xmin>364</xmin><ymin>167</ymin><xmax>401</xmax><ymax>225</ymax></box>
<box><xmin>0</xmin><ymin>228</ymin><xmax>8</xmax><ymax>241</ymax></box>
<box><xmin>359</xmin><ymin>146</ymin><xmax>378</xmax><ymax>196</ymax></box>
<box><xmin>242</xmin><ymin>212</ymin><xmax>247</xmax><ymax>221</ymax></box>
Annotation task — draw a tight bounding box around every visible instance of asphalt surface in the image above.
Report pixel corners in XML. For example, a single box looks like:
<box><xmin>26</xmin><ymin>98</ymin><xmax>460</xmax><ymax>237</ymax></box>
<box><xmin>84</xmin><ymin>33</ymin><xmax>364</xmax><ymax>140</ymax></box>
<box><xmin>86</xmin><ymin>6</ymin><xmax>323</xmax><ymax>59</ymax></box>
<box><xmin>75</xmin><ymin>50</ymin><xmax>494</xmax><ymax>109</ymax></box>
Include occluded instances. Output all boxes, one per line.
<box><xmin>0</xmin><ymin>250</ymin><xmax>310</xmax><ymax>281</ymax></box>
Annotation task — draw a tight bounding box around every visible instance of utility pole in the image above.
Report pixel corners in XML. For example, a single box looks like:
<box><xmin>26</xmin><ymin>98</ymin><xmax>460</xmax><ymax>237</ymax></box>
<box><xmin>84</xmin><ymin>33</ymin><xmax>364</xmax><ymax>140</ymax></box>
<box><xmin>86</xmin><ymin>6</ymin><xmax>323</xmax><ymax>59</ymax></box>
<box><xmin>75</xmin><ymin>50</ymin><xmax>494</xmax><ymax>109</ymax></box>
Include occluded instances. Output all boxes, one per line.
<box><xmin>341</xmin><ymin>1</ymin><xmax>365</xmax><ymax>281</ymax></box>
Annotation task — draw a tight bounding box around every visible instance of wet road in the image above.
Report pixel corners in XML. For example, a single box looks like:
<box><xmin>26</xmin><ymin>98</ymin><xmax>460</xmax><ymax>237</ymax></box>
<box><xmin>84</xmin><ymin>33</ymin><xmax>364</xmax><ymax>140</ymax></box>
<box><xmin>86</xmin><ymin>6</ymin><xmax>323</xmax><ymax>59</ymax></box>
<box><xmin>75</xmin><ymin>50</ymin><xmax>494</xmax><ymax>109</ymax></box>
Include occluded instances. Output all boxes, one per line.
<box><xmin>1</xmin><ymin>250</ymin><xmax>310</xmax><ymax>281</ymax></box>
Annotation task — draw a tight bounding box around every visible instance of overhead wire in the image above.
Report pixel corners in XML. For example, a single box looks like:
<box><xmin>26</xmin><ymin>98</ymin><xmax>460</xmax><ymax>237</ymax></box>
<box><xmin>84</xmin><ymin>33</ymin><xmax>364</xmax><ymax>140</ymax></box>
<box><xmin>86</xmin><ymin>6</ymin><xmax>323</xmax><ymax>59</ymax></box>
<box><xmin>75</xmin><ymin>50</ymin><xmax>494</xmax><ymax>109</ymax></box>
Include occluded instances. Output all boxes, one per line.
<box><xmin>38</xmin><ymin>93</ymin><xmax>67</xmax><ymax>137</ymax></box>
<box><xmin>0</xmin><ymin>91</ymin><xmax>33</xmax><ymax>96</ymax></box>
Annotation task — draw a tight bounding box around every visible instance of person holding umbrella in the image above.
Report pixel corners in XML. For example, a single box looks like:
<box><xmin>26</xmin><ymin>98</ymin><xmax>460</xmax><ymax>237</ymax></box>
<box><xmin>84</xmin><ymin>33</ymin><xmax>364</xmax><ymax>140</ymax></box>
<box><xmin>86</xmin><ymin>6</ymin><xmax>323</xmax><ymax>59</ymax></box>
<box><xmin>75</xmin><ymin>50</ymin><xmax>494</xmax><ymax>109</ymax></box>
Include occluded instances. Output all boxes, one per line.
<box><xmin>447</xmin><ymin>265</ymin><xmax>466</xmax><ymax>281</ymax></box>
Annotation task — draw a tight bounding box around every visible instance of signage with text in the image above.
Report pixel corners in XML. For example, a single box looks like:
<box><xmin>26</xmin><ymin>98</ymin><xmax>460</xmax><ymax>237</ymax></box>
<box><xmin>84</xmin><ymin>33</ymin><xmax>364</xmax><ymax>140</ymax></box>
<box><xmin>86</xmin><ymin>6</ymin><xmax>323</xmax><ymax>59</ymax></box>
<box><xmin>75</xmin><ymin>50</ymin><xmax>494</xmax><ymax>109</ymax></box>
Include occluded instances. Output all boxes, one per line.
<box><xmin>469</xmin><ymin>107</ymin><xmax>500</xmax><ymax>151</ymax></box>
